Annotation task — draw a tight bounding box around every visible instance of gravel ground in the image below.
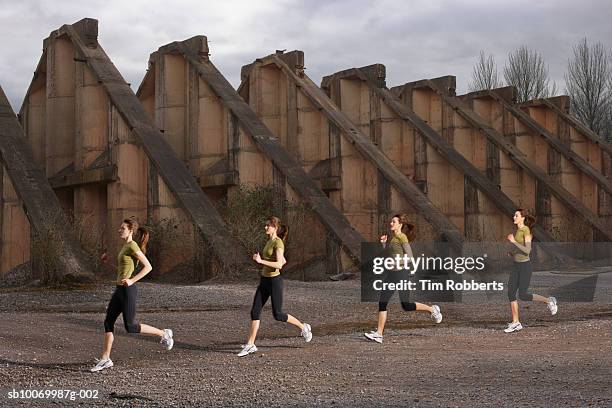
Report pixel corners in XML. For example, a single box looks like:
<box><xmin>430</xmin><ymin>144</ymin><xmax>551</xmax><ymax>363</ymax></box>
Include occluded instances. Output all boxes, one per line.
<box><xmin>0</xmin><ymin>271</ymin><xmax>610</xmax><ymax>407</ymax></box>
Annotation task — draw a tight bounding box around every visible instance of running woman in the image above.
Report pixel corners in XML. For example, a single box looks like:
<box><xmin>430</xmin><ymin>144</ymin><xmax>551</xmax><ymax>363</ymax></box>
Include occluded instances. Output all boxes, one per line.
<box><xmin>237</xmin><ymin>216</ymin><xmax>312</xmax><ymax>357</ymax></box>
<box><xmin>91</xmin><ymin>219</ymin><xmax>174</xmax><ymax>372</ymax></box>
<box><xmin>504</xmin><ymin>209</ymin><xmax>558</xmax><ymax>333</ymax></box>
<box><xmin>364</xmin><ymin>214</ymin><xmax>442</xmax><ymax>344</ymax></box>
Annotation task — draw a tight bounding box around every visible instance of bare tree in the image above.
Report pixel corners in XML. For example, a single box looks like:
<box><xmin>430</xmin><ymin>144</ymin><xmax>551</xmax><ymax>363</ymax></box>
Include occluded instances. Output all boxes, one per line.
<box><xmin>606</xmin><ymin>84</ymin><xmax>612</xmax><ymax>140</ymax></box>
<box><xmin>503</xmin><ymin>45</ymin><xmax>557</xmax><ymax>103</ymax></box>
<box><xmin>468</xmin><ymin>51</ymin><xmax>501</xmax><ymax>92</ymax></box>
<box><xmin>565</xmin><ymin>38</ymin><xmax>612</xmax><ymax>139</ymax></box>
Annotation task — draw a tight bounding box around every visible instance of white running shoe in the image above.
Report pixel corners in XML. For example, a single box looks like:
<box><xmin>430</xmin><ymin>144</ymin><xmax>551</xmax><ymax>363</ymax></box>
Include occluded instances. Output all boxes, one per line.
<box><xmin>364</xmin><ymin>331</ymin><xmax>383</xmax><ymax>343</ymax></box>
<box><xmin>547</xmin><ymin>297</ymin><xmax>558</xmax><ymax>316</ymax></box>
<box><xmin>90</xmin><ymin>358</ymin><xmax>113</xmax><ymax>372</ymax></box>
<box><xmin>504</xmin><ymin>322</ymin><xmax>523</xmax><ymax>333</ymax></box>
<box><xmin>431</xmin><ymin>305</ymin><xmax>442</xmax><ymax>324</ymax></box>
<box><xmin>237</xmin><ymin>344</ymin><xmax>257</xmax><ymax>357</ymax></box>
<box><xmin>160</xmin><ymin>329</ymin><xmax>174</xmax><ymax>350</ymax></box>
<box><xmin>301</xmin><ymin>323</ymin><xmax>313</xmax><ymax>343</ymax></box>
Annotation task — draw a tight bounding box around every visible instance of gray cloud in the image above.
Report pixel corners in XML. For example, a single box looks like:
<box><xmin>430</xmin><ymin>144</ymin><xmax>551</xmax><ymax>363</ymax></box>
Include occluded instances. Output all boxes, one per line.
<box><xmin>1</xmin><ymin>0</ymin><xmax>611</xmax><ymax>110</ymax></box>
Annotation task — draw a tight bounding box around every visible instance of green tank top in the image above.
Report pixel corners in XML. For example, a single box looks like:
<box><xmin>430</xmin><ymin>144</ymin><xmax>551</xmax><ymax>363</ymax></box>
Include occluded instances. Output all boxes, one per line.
<box><xmin>117</xmin><ymin>240</ymin><xmax>141</xmax><ymax>283</ymax></box>
<box><xmin>513</xmin><ymin>226</ymin><xmax>531</xmax><ymax>262</ymax></box>
<box><xmin>261</xmin><ymin>237</ymin><xmax>284</xmax><ymax>278</ymax></box>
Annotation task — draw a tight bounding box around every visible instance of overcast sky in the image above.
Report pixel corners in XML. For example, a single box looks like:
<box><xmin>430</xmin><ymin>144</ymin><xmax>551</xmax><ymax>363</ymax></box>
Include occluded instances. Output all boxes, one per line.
<box><xmin>1</xmin><ymin>0</ymin><xmax>611</xmax><ymax>110</ymax></box>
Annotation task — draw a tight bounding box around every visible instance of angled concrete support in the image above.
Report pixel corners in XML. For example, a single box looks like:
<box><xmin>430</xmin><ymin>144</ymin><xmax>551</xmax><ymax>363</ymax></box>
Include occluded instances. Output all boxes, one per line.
<box><xmin>137</xmin><ymin>37</ymin><xmax>364</xmax><ymax>277</ymax></box>
<box><xmin>241</xmin><ymin>52</ymin><xmax>465</xmax><ymax>253</ymax></box>
<box><xmin>321</xmin><ymin>66</ymin><xmax>559</xmax><ymax>247</ymax></box>
<box><xmin>12</xmin><ymin>19</ymin><xmax>251</xmax><ymax>277</ymax></box>
<box><xmin>0</xmin><ymin>85</ymin><xmax>94</xmax><ymax>281</ymax></box>
<box><xmin>393</xmin><ymin>79</ymin><xmax>612</xmax><ymax>241</ymax></box>
<box><xmin>519</xmin><ymin>96</ymin><xmax>612</xmax><ymax>237</ymax></box>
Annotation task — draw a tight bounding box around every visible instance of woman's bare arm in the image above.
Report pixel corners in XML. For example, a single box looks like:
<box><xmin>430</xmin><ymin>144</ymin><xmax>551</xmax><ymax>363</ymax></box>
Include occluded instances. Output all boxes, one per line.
<box><xmin>510</xmin><ymin>234</ymin><xmax>532</xmax><ymax>255</ymax></box>
<box><xmin>255</xmin><ymin>247</ymin><xmax>286</xmax><ymax>270</ymax></box>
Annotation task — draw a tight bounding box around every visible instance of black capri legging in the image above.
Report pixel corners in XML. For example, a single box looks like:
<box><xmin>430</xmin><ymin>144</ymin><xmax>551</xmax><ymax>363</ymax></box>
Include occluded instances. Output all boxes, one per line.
<box><xmin>379</xmin><ymin>269</ymin><xmax>417</xmax><ymax>312</ymax></box>
<box><xmin>250</xmin><ymin>276</ymin><xmax>288</xmax><ymax>322</ymax></box>
<box><xmin>104</xmin><ymin>285</ymin><xmax>141</xmax><ymax>333</ymax></box>
<box><xmin>507</xmin><ymin>261</ymin><xmax>534</xmax><ymax>302</ymax></box>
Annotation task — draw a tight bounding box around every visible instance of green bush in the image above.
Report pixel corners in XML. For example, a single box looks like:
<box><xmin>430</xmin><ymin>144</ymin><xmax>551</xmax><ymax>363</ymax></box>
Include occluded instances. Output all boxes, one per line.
<box><xmin>217</xmin><ymin>183</ymin><xmax>312</xmax><ymax>262</ymax></box>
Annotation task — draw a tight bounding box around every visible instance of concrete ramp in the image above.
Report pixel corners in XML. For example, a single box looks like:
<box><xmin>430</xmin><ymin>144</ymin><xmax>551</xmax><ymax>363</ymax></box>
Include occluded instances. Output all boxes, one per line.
<box><xmin>0</xmin><ymin>85</ymin><xmax>94</xmax><ymax>281</ymax></box>
<box><xmin>139</xmin><ymin>37</ymin><xmax>363</xmax><ymax>266</ymax></box>
<box><xmin>321</xmin><ymin>66</ymin><xmax>559</xmax><ymax>250</ymax></box>
<box><xmin>462</xmin><ymin>88</ymin><xmax>612</xmax><ymax>242</ymax></box>
<box><xmin>519</xmin><ymin>95</ymin><xmax>612</xmax><ymax>236</ymax></box>
<box><xmin>393</xmin><ymin>79</ymin><xmax>612</xmax><ymax>241</ymax></box>
<box><xmin>15</xmin><ymin>18</ymin><xmax>250</xmax><ymax>274</ymax></box>
<box><xmin>241</xmin><ymin>52</ymin><xmax>465</xmax><ymax>253</ymax></box>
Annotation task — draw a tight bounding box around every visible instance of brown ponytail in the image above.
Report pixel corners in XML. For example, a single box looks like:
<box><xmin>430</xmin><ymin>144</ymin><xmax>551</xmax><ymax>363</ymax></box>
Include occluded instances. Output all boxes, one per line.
<box><xmin>267</xmin><ymin>216</ymin><xmax>288</xmax><ymax>241</ymax></box>
<box><xmin>123</xmin><ymin>218</ymin><xmax>149</xmax><ymax>254</ymax></box>
<box><xmin>516</xmin><ymin>209</ymin><xmax>536</xmax><ymax>228</ymax></box>
<box><xmin>393</xmin><ymin>213</ymin><xmax>416</xmax><ymax>242</ymax></box>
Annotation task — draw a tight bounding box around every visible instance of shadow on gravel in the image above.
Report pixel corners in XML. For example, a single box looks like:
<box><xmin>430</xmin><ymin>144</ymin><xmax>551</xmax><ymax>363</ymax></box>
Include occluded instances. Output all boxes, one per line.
<box><xmin>0</xmin><ymin>305</ymin><xmax>244</xmax><ymax>314</ymax></box>
<box><xmin>310</xmin><ymin>315</ymin><xmax>608</xmax><ymax>335</ymax></box>
<box><xmin>0</xmin><ymin>358</ymin><xmax>87</xmax><ymax>371</ymax></box>
<box><xmin>52</xmin><ymin>312</ymin><xmax>612</xmax><ymax>344</ymax></box>
<box><xmin>314</xmin><ymin>320</ymin><xmax>512</xmax><ymax>336</ymax></box>
<box><xmin>174</xmin><ymin>339</ymin><xmax>304</xmax><ymax>354</ymax></box>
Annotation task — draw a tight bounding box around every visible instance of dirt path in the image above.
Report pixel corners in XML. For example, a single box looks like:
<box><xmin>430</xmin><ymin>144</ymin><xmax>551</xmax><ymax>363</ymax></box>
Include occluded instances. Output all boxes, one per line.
<box><xmin>0</xmin><ymin>274</ymin><xmax>610</xmax><ymax>407</ymax></box>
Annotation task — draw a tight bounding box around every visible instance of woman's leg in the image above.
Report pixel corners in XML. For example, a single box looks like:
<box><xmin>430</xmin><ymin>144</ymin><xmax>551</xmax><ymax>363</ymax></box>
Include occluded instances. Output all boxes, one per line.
<box><xmin>508</xmin><ymin>263</ymin><xmax>521</xmax><ymax>323</ymax></box>
<box><xmin>247</xmin><ymin>280</ymin><xmax>270</xmax><ymax>345</ymax></box>
<box><xmin>531</xmin><ymin>293</ymin><xmax>550</xmax><ymax>303</ymax></box>
<box><xmin>510</xmin><ymin>301</ymin><xmax>520</xmax><ymax>323</ymax></box>
<box><xmin>269</xmin><ymin>277</ymin><xmax>301</xmax><ymax>328</ymax></box>
<box><xmin>376</xmin><ymin>272</ymin><xmax>396</xmax><ymax>335</ymax></box>
<box><xmin>397</xmin><ymin>273</ymin><xmax>441</xmax><ymax>322</ymax></box>
<box><xmin>516</xmin><ymin>261</ymin><xmax>534</xmax><ymax>302</ymax></box>
<box><xmin>375</xmin><ymin>311</ymin><xmax>388</xmax><ymax>335</ymax></box>
<box><xmin>101</xmin><ymin>332</ymin><xmax>114</xmax><ymax>360</ymax></box>
<box><xmin>101</xmin><ymin>288</ymin><xmax>122</xmax><ymax>360</ymax></box>
<box><xmin>268</xmin><ymin>277</ymin><xmax>311</xmax><ymax>342</ymax></box>
<box><xmin>285</xmin><ymin>315</ymin><xmax>303</xmax><ymax>329</ymax></box>
<box><xmin>517</xmin><ymin>261</ymin><xmax>549</xmax><ymax>303</ymax></box>
<box><xmin>122</xmin><ymin>285</ymin><xmax>164</xmax><ymax>337</ymax></box>
<box><xmin>139</xmin><ymin>324</ymin><xmax>164</xmax><ymax>336</ymax></box>
<box><xmin>397</xmin><ymin>270</ymin><xmax>419</xmax><ymax>312</ymax></box>
<box><xmin>378</xmin><ymin>304</ymin><xmax>438</xmax><ymax>330</ymax></box>
<box><xmin>413</xmin><ymin>303</ymin><xmax>433</xmax><ymax>312</ymax></box>
<box><xmin>246</xmin><ymin>320</ymin><xmax>261</xmax><ymax>346</ymax></box>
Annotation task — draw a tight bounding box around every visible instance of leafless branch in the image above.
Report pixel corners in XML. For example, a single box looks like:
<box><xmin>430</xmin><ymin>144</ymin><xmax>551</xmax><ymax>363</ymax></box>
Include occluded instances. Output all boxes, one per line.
<box><xmin>503</xmin><ymin>45</ymin><xmax>556</xmax><ymax>103</ymax></box>
<box><xmin>468</xmin><ymin>51</ymin><xmax>501</xmax><ymax>92</ymax></box>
